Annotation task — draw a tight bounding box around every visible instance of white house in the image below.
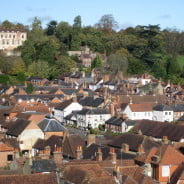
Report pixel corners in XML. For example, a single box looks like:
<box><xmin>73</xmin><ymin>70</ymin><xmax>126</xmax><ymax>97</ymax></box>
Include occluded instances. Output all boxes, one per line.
<box><xmin>123</xmin><ymin>103</ymin><xmax>153</xmax><ymax>120</ymax></box>
<box><xmin>54</xmin><ymin>98</ymin><xmax>82</xmax><ymax>122</ymax></box>
<box><xmin>6</xmin><ymin>118</ymin><xmax>44</xmax><ymax>156</ymax></box>
<box><xmin>77</xmin><ymin>108</ymin><xmax>111</xmax><ymax>129</ymax></box>
<box><xmin>152</xmin><ymin>104</ymin><xmax>173</xmax><ymax>122</ymax></box>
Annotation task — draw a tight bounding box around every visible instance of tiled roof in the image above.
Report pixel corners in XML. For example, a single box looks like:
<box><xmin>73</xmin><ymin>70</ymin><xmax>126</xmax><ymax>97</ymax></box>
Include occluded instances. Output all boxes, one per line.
<box><xmin>108</xmin><ymin>132</ymin><xmax>159</xmax><ymax>152</ymax></box>
<box><xmin>129</xmin><ymin>103</ymin><xmax>154</xmax><ymax>112</ymax></box>
<box><xmin>135</xmin><ymin>145</ymin><xmax>184</xmax><ymax>165</ymax></box>
<box><xmin>133</xmin><ymin>119</ymin><xmax>184</xmax><ymax>141</ymax></box>
<box><xmin>63</xmin><ymin>164</ymin><xmax>115</xmax><ymax>184</ymax></box>
<box><xmin>0</xmin><ymin>142</ymin><xmax>14</xmax><ymax>152</ymax></box>
<box><xmin>33</xmin><ymin>135</ymin><xmax>63</xmax><ymax>152</ymax></box>
<box><xmin>62</xmin><ymin>135</ymin><xmax>85</xmax><ymax>158</ymax></box>
<box><xmin>0</xmin><ymin>173</ymin><xmax>58</xmax><ymax>184</ymax></box>
<box><xmin>83</xmin><ymin>143</ymin><xmax>136</xmax><ymax>161</ymax></box>
<box><xmin>54</xmin><ymin>99</ymin><xmax>72</xmax><ymax>110</ymax></box>
<box><xmin>170</xmin><ymin>163</ymin><xmax>184</xmax><ymax>184</ymax></box>
<box><xmin>6</xmin><ymin>118</ymin><xmax>30</xmax><ymax>137</ymax></box>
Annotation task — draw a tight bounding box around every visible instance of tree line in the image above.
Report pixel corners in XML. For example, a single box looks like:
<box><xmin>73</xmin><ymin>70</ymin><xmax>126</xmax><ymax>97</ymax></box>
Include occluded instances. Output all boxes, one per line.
<box><xmin>0</xmin><ymin>15</ymin><xmax>184</xmax><ymax>85</ymax></box>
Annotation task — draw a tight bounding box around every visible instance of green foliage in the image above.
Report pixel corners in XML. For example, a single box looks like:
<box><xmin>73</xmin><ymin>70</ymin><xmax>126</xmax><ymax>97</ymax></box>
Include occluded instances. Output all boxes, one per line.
<box><xmin>55</xmin><ymin>55</ymin><xmax>76</xmax><ymax>74</ymax></box>
<box><xmin>98</xmin><ymin>124</ymin><xmax>105</xmax><ymax>131</ymax></box>
<box><xmin>0</xmin><ymin>74</ymin><xmax>10</xmax><ymax>85</ymax></box>
<box><xmin>91</xmin><ymin>55</ymin><xmax>102</xmax><ymax>69</ymax></box>
<box><xmin>25</xmin><ymin>83</ymin><xmax>34</xmax><ymax>94</ymax></box>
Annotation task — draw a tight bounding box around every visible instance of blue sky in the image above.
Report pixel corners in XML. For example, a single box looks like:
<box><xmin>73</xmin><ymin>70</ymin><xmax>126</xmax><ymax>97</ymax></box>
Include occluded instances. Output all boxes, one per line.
<box><xmin>1</xmin><ymin>0</ymin><xmax>184</xmax><ymax>30</ymax></box>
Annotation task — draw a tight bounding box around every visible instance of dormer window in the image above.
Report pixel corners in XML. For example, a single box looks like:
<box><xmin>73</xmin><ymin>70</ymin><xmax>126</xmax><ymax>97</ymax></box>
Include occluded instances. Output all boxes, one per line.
<box><xmin>162</xmin><ymin>166</ymin><xmax>170</xmax><ymax>177</ymax></box>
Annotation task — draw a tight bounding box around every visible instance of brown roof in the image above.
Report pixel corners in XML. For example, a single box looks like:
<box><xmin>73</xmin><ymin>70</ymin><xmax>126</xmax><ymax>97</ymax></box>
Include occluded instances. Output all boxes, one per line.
<box><xmin>0</xmin><ymin>142</ymin><xmax>14</xmax><ymax>152</ymax></box>
<box><xmin>133</xmin><ymin>120</ymin><xmax>184</xmax><ymax>141</ymax></box>
<box><xmin>129</xmin><ymin>103</ymin><xmax>154</xmax><ymax>112</ymax></box>
<box><xmin>0</xmin><ymin>173</ymin><xmax>57</xmax><ymax>184</ymax></box>
<box><xmin>108</xmin><ymin>132</ymin><xmax>159</xmax><ymax>152</ymax></box>
<box><xmin>135</xmin><ymin>145</ymin><xmax>184</xmax><ymax>165</ymax></box>
<box><xmin>62</xmin><ymin>134</ymin><xmax>86</xmax><ymax>158</ymax></box>
<box><xmin>170</xmin><ymin>163</ymin><xmax>184</xmax><ymax>184</ymax></box>
<box><xmin>55</xmin><ymin>99</ymin><xmax>72</xmax><ymax>110</ymax></box>
<box><xmin>63</xmin><ymin>164</ymin><xmax>115</xmax><ymax>184</ymax></box>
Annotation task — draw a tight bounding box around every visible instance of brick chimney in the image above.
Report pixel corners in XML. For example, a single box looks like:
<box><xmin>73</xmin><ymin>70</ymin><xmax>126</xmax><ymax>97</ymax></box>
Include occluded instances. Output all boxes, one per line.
<box><xmin>53</xmin><ymin>146</ymin><xmax>63</xmax><ymax>165</ymax></box>
<box><xmin>109</xmin><ymin>103</ymin><xmax>115</xmax><ymax>116</ymax></box>
<box><xmin>162</xmin><ymin>136</ymin><xmax>169</xmax><ymax>144</ymax></box>
<box><xmin>76</xmin><ymin>146</ymin><xmax>83</xmax><ymax>160</ymax></box>
<box><xmin>121</xmin><ymin>144</ymin><xmax>129</xmax><ymax>153</ymax></box>
<box><xmin>39</xmin><ymin>146</ymin><xmax>51</xmax><ymax>160</ymax></box>
<box><xmin>96</xmin><ymin>147</ymin><xmax>102</xmax><ymax>161</ymax></box>
<box><xmin>87</xmin><ymin>134</ymin><xmax>96</xmax><ymax>146</ymax></box>
<box><xmin>138</xmin><ymin>144</ymin><xmax>144</xmax><ymax>154</ymax></box>
<box><xmin>110</xmin><ymin>148</ymin><xmax>117</xmax><ymax>164</ymax></box>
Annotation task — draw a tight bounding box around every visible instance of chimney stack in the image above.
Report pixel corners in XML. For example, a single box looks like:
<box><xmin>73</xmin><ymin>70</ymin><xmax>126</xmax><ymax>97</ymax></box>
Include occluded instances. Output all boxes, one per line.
<box><xmin>76</xmin><ymin>146</ymin><xmax>83</xmax><ymax>160</ymax></box>
<box><xmin>39</xmin><ymin>146</ymin><xmax>51</xmax><ymax>160</ymax></box>
<box><xmin>53</xmin><ymin>146</ymin><xmax>63</xmax><ymax>165</ymax></box>
<box><xmin>110</xmin><ymin>148</ymin><xmax>117</xmax><ymax>164</ymax></box>
<box><xmin>162</xmin><ymin>136</ymin><xmax>169</xmax><ymax>144</ymax></box>
<box><xmin>96</xmin><ymin>147</ymin><xmax>102</xmax><ymax>161</ymax></box>
<box><xmin>87</xmin><ymin>134</ymin><xmax>96</xmax><ymax>146</ymax></box>
<box><xmin>138</xmin><ymin>144</ymin><xmax>144</xmax><ymax>154</ymax></box>
<box><xmin>121</xmin><ymin>144</ymin><xmax>129</xmax><ymax>153</ymax></box>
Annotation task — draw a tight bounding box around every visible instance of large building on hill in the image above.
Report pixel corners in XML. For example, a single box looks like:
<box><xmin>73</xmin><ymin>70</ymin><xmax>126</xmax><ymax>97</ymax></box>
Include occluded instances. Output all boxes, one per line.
<box><xmin>0</xmin><ymin>28</ymin><xmax>27</xmax><ymax>55</ymax></box>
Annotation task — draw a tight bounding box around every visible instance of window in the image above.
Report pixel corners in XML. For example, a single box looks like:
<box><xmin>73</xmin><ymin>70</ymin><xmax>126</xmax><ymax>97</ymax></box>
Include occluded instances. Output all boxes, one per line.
<box><xmin>7</xmin><ymin>154</ymin><xmax>13</xmax><ymax>161</ymax></box>
<box><xmin>169</xmin><ymin>112</ymin><xmax>171</xmax><ymax>115</ymax></box>
<box><xmin>165</xmin><ymin>112</ymin><xmax>168</xmax><ymax>115</ymax></box>
<box><xmin>162</xmin><ymin>166</ymin><xmax>170</xmax><ymax>177</ymax></box>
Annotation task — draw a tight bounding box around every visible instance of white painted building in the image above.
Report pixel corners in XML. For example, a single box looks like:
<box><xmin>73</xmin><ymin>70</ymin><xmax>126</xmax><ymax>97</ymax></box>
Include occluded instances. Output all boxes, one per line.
<box><xmin>54</xmin><ymin>99</ymin><xmax>83</xmax><ymax>122</ymax></box>
<box><xmin>123</xmin><ymin>103</ymin><xmax>153</xmax><ymax>120</ymax></box>
<box><xmin>77</xmin><ymin>108</ymin><xmax>111</xmax><ymax>129</ymax></box>
<box><xmin>152</xmin><ymin>104</ymin><xmax>173</xmax><ymax>122</ymax></box>
<box><xmin>0</xmin><ymin>28</ymin><xmax>27</xmax><ymax>50</ymax></box>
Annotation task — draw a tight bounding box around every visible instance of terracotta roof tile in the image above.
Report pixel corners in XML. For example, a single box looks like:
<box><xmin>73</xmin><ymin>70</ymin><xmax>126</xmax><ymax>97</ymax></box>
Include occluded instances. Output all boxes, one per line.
<box><xmin>129</xmin><ymin>103</ymin><xmax>154</xmax><ymax>112</ymax></box>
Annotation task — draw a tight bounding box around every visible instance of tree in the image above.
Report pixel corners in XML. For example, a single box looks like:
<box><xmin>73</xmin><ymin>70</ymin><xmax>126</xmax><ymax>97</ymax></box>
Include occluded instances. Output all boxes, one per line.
<box><xmin>55</xmin><ymin>55</ymin><xmax>76</xmax><ymax>74</ymax></box>
<box><xmin>21</xmin><ymin>40</ymin><xmax>36</xmax><ymax>66</ymax></box>
<box><xmin>26</xmin><ymin>83</ymin><xmax>34</xmax><ymax>94</ymax></box>
<box><xmin>46</xmin><ymin>20</ymin><xmax>57</xmax><ymax>35</ymax></box>
<box><xmin>95</xmin><ymin>14</ymin><xmax>118</xmax><ymax>32</ymax></box>
<box><xmin>9</xmin><ymin>57</ymin><xmax>26</xmax><ymax>75</ymax></box>
<box><xmin>91</xmin><ymin>55</ymin><xmax>102</xmax><ymax>69</ymax></box>
<box><xmin>73</xmin><ymin>15</ymin><xmax>82</xmax><ymax>29</ymax></box>
<box><xmin>107</xmin><ymin>53</ymin><xmax>128</xmax><ymax>76</ymax></box>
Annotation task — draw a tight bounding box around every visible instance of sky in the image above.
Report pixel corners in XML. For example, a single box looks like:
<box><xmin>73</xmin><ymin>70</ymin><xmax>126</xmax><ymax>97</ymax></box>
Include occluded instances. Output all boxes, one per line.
<box><xmin>1</xmin><ymin>0</ymin><xmax>184</xmax><ymax>30</ymax></box>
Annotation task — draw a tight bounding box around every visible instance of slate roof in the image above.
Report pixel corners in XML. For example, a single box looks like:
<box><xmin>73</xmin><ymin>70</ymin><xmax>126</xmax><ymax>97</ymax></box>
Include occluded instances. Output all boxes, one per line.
<box><xmin>77</xmin><ymin>108</ymin><xmax>110</xmax><ymax>115</ymax></box>
<box><xmin>153</xmin><ymin>104</ymin><xmax>173</xmax><ymax>111</ymax></box>
<box><xmin>105</xmin><ymin>117</ymin><xmax>124</xmax><ymax>126</ymax></box>
<box><xmin>38</xmin><ymin>117</ymin><xmax>67</xmax><ymax>132</ymax></box>
<box><xmin>171</xmin><ymin>104</ymin><xmax>184</xmax><ymax>112</ymax></box>
<box><xmin>108</xmin><ymin>132</ymin><xmax>159</xmax><ymax>152</ymax></box>
<box><xmin>78</xmin><ymin>96</ymin><xmax>104</xmax><ymax>107</ymax></box>
<box><xmin>133</xmin><ymin>119</ymin><xmax>184</xmax><ymax>141</ymax></box>
<box><xmin>31</xmin><ymin>159</ymin><xmax>56</xmax><ymax>173</ymax></box>
<box><xmin>6</xmin><ymin>119</ymin><xmax>30</xmax><ymax>137</ymax></box>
